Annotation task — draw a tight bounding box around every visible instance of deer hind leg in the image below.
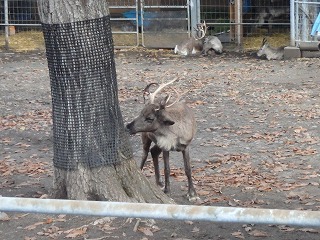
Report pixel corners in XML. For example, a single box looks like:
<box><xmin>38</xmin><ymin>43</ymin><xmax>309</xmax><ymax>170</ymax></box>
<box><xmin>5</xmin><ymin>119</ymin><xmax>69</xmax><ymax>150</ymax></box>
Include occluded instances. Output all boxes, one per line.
<box><xmin>150</xmin><ymin>145</ymin><xmax>163</xmax><ymax>187</ymax></box>
<box><xmin>140</xmin><ymin>134</ymin><xmax>152</xmax><ymax>170</ymax></box>
<box><xmin>182</xmin><ymin>146</ymin><xmax>198</xmax><ymax>201</ymax></box>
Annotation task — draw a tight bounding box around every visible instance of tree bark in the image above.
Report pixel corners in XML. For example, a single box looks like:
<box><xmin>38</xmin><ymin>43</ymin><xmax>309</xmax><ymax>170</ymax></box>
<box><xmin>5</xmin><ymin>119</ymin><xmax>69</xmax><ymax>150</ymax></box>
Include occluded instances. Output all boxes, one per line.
<box><xmin>38</xmin><ymin>0</ymin><xmax>173</xmax><ymax>204</ymax></box>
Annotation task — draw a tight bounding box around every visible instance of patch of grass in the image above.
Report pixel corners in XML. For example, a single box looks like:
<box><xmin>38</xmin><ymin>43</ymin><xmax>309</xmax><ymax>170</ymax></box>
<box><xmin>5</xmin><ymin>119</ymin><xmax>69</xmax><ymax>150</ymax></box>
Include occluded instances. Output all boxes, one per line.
<box><xmin>243</xmin><ymin>32</ymin><xmax>290</xmax><ymax>51</ymax></box>
<box><xmin>0</xmin><ymin>30</ymin><xmax>45</xmax><ymax>52</ymax></box>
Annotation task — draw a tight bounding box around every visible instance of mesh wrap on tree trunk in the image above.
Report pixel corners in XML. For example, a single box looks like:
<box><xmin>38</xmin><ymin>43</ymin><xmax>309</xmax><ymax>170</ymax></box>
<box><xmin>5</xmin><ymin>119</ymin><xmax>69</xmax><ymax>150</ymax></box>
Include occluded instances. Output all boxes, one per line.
<box><xmin>42</xmin><ymin>16</ymin><xmax>132</xmax><ymax>170</ymax></box>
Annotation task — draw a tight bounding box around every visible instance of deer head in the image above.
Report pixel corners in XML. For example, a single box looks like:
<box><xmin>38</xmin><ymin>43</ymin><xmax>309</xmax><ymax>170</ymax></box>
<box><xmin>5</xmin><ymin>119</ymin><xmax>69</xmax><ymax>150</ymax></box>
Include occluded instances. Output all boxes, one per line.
<box><xmin>127</xmin><ymin>78</ymin><xmax>180</xmax><ymax>134</ymax></box>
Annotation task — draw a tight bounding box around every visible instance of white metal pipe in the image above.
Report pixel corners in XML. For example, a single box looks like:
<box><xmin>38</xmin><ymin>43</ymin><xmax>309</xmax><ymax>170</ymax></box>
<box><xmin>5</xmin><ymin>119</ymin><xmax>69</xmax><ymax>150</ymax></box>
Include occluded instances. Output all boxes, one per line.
<box><xmin>1</xmin><ymin>197</ymin><xmax>320</xmax><ymax>227</ymax></box>
<box><xmin>301</xmin><ymin>0</ymin><xmax>309</xmax><ymax>41</ymax></box>
<box><xmin>4</xmin><ymin>0</ymin><xmax>9</xmax><ymax>49</ymax></box>
<box><xmin>290</xmin><ymin>0</ymin><xmax>295</xmax><ymax>46</ymax></box>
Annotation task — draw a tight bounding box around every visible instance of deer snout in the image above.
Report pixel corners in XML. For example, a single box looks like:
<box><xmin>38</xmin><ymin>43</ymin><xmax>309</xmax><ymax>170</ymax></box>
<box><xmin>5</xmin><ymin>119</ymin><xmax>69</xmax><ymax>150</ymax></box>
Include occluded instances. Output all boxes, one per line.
<box><xmin>215</xmin><ymin>48</ymin><xmax>223</xmax><ymax>54</ymax></box>
<box><xmin>126</xmin><ymin>121</ymin><xmax>137</xmax><ymax>135</ymax></box>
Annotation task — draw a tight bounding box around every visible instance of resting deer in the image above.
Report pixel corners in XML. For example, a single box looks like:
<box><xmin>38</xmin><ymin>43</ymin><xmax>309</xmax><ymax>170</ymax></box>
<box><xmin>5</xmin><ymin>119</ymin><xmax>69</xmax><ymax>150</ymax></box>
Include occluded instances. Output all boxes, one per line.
<box><xmin>203</xmin><ymin>36</ymin><xmax>223</xmax><ymax>55</ymax></box>
<box><xmin>257</xmin><ymin>38</ymin><xmax>284</xmax><ymax>60</ymax></box>
<box><xmin>174</xmin><ymin>21</ymin><xmax>223</xmax><ymax>56</ymax></box>
<box><xmin>126</xmin><ymin>78</ymin><xmax>198</xmax><ymax>201</ymax></box>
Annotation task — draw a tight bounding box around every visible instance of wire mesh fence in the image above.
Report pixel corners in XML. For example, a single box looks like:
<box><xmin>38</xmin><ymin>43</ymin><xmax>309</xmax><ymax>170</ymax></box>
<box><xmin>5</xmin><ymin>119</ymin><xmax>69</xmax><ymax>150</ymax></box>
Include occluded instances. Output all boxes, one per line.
<box><xmin>199</xmin><ymin>0</ymin><xmax>290</xmax><ymax>47</ymax></box>
<box><xmin>241</xmin><ymin>0</ymin><xmax>290</xmax><ymax>36</ymax></box>
<box><xmin>1</xmin><ymin>0</ymin><xmax>317</xmax><ymax>52</ymax></box>
<box><xmin>294</xmin><ymin>0</ymin><xmax>320</xmax><ymax>43</ymax></box>
<box><xmin>109</xmin><ymin>0</ymin><xmax>140</xmax><ymax>47</ymax></box>
<box><xmin>0</xmin><ymin>0</ymin><xmax>141</xmax><ymax>50</ymax></box>
<box><xmin>0</xmin><ymin>0</ymin><xmax>42</xmax><ymax>51</ymax></box>
<box><xmin>141</xmin><ymin>0</ymin><xmax>190</xmax><ymax>48</ymax></box>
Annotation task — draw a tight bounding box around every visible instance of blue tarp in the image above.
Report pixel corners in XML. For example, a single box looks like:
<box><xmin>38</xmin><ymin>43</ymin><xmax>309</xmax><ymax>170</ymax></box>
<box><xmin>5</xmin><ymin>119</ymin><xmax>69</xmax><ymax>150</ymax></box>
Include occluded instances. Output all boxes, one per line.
<box><xmin>243</xmin><ymin>0</ymin><xmax>251</xmax><ymax>14</ymax></box>
<box><xmin>123</xmin><ymin>10</ymin><xmax>157</xmax><ymax>27</ymax></box>
<box><xmin>311</xmin><ymin>12</ymin><xmax>320</xmax><ymax>36</ymax></box>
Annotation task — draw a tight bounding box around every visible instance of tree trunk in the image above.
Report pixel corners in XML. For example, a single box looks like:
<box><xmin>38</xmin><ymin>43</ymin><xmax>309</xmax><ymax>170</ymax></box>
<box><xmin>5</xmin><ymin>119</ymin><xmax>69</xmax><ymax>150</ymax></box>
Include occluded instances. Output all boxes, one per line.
<box><xmin>37</xmin><ymin>0</ymin><xmax>173</xmax><ymax>204</ymax></box>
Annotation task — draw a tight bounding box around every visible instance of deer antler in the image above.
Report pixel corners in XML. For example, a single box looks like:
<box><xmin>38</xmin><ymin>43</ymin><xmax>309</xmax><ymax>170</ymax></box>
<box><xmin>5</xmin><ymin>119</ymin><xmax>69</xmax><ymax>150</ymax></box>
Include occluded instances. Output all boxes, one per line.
<box><xmin>194</xmin><ymin>20</ymin><xmax>207</xmax><ymax>40</ymax></box>
<box><xmin>149</xmin><ymin>77</ymin><xmax>178</xmax><ymax>104</ymax></box>
<box><xmin>262</xmin><ymin>37</ymin><xmax>267</xmax><ymax>46</ymax></box>
<box><xmin>166</xmin><ymin>88</ymin><xmax>190</xmax><ymax>108</ymax></box>
<box><xmin>143</xmin><ymin>82</ymin><xmax>158</xmax><ymax>103</ymax></box>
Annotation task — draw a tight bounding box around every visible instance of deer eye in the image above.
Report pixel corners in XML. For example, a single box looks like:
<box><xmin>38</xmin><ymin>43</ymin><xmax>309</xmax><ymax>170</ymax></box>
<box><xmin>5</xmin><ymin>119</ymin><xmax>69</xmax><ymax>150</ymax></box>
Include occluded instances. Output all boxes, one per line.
<box><xmin>145</xmin><ymin>117</ymin><xmax>154</xmax><ymax>123</ymax></box>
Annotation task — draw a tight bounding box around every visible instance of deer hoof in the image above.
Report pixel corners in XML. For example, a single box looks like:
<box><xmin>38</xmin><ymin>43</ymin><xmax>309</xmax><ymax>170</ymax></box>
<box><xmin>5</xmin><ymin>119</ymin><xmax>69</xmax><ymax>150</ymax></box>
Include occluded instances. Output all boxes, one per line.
<box><xmin>187</xmin><ymin>192</ymin><xmax>200</xmax><ymax>202</ymax></box>
<box><xmin>157</xmin><ymin>181</ymin><xmax>164</xmax><ymax>188</ymax></box>
<box><xmin>163</xmin><ymin>186</ymin><xmax>170</xmax><ymax>194</ymax></box>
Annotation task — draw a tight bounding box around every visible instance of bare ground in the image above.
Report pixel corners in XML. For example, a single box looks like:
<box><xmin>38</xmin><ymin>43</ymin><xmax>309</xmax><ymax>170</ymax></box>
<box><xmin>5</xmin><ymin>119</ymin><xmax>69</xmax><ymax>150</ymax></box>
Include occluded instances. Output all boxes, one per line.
<box><xmin>1</xmin><ymin>49</ymin><xmax>320</xmax><ymax>240</ymax></box>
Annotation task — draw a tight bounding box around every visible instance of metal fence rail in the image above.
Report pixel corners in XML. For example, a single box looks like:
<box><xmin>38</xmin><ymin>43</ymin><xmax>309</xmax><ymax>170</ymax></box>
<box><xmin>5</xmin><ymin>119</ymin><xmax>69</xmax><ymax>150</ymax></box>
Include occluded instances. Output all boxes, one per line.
<box><xmin>1</xmin><ymin>197</ymin><xmax>320</xmax><ymax>227</ymax></box>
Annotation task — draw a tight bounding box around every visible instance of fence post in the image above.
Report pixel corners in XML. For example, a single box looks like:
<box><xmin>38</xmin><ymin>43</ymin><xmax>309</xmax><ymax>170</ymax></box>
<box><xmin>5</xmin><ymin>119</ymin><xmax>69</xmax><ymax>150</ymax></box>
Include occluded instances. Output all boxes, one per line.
<box><xmin>301</xmin><ymin>0</ymin><xmax>309</xmax><ymax>42</ymax></box>
<box><xmin>4</xmin><ymin>0</ymin><xmax>9</xmax><ymax>50</ymax></box>
<box><xmin>235</xmin><ymin>0</ymin><xmax>243</xmax><ymax>46</ymax></box>
<box><xmin>290</xmin><ymin>0</ymin><xmax>295</xmax><ymax>46</ymax></box>
<box><xmin>190</xmin><ymin>0</ymin><xmax>200</xmax><ymax>37</ymax></box>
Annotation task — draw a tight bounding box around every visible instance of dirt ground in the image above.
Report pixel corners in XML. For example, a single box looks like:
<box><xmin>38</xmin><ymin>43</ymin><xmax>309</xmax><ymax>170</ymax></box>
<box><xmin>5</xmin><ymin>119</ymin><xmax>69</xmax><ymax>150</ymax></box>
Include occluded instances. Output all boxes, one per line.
<box><xmin>1</xmin><ymin>49</ymin><xmax>320</xmax><ymax>240</ymax></box>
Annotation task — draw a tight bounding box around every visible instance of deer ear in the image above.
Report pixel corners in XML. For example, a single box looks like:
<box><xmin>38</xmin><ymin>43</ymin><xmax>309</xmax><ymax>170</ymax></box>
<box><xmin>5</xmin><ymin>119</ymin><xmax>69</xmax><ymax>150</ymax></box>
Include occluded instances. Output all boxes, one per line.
<box><xmin>156</xmin><ymin>109</ymin><xmax>175</xmax><ymax>125</ymax></box>
<box><xmin>163</xmin><ymin>118</ymin><xmax>175</xmax><ymax>126</ymax></box>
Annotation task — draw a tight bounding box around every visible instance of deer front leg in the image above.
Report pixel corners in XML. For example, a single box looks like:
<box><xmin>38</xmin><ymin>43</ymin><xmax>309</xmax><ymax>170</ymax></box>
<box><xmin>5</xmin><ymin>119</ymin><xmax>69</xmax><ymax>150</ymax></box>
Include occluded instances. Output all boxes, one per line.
<box><xmin>182</xmin><ymin>146</ymin><xmax>198</xmax><ymax>201</ymax></box>
<box><xmin>150</xmin><ymin>145</ymin><xmax>163</xmax><ymax>187</ymax></box>
<box><xmin>140</xmin><ymin>134</ymin><xmax>152</xmax><ymax>170</ymax></box>
<box><xmin>163</xmin><ymin>150</ymin><xmax>170</xmax><ymax>194</ymax></box>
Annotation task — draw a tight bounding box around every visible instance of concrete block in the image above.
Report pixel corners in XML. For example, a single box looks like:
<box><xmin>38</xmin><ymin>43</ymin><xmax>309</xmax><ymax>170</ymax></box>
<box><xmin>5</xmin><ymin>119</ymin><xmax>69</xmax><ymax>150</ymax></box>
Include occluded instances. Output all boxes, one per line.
<box><xmin>284</xmin><ymin>46</ymin><xmax>301</xmax><ymax>59</ymax></box>
<box><xmin>301</xmin><ymin>50</ymin><xmax>320</xmax><ymax>58</ymax></box>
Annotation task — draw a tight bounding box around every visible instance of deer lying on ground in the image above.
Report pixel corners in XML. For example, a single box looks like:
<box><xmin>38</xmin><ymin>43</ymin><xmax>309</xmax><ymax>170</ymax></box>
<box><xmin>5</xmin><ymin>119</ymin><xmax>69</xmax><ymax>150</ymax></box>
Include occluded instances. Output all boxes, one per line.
<box><xmin>174</xmin><ymin>21</ymin><xmax>223</xmax><ymax>56</ymax></box>
<box><xmin>257</xmin><ymin>37</ymin><xmax>284</xmax><ymax>60</ymax></box>
<box><xmin>126</xmin><ymin>78</ymin><xmax>198</xmax><ymax>201</ymax></box>
<box><xmin>202</xmin><ymin>36</ymin><xmax>223</xmax><ymax>55</ymax></box>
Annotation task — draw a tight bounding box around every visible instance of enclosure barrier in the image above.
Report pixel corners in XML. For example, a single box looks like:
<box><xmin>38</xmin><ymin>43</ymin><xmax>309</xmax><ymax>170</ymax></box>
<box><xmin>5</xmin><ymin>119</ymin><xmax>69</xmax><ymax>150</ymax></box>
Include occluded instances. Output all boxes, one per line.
<box><xmin>298</xmin><ymin>41</ymin><xmax>320</xmax><ymax>51</ymax></box>
<box><xmin>1</xmin><ymin>197</ymin><xmax>320</xmax><ymax>227</ymax></box>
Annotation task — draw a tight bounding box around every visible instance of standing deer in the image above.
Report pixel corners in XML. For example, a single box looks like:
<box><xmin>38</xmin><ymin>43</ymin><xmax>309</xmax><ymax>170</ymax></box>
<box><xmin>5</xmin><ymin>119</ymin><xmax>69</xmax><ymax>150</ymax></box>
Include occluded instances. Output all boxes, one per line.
<box><xmin>256</xmin><ymin>7</ymin><xmax>290</xmax><ymax>35</ymax></box>
<box><xmin>126</xmin><ymin>78</ymin><xmax>198</xmax><ymax>201</ymax></box>
<box><xmin>257</xmin><ymin>38</ymin><xmax>284</xmax><ymax>60</ymax></box>
<box><xmin>174</xmin><ymin>21</ymin><xmax>223</xmax><ymax>56</ymax></box>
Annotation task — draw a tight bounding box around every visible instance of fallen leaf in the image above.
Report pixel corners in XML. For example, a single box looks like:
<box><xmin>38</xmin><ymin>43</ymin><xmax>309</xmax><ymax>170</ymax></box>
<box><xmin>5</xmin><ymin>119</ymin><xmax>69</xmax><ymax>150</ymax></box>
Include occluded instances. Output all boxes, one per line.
<box><xmin>138</xmin><ymin>227</ymin><xmax>153</xmax><ymax>236</ymax></box>
<box><xmin>192</xmin><ymin>227</ymin><xmax>200</xmax><ymax>233</ymax></box>
<box><xmin>298</xmin><ymin>228</ymin><xmax>320</xmax><ymax>233</ymax></box>
<box><xmin>0</xmin><ymin>212</ymin><xmax>10</xmax><ymax>221</ymax></box>
<box><xmin>25</xmin><ymin>221</ymin><xmax>45</xmax><ymax>230</ymax></box>
<box><xmin>45</xmin><ymin>218</ymin><xmax>53</xmax><ymax>224</ymax></box>
<box><xmin>65</xmin><ymin>227</ymin><xmax>88</xmax><ymax>238</ymax></box>
<box><xmin>248</xmin><ymin>229</ymin><xmax>268</xmax><ymax>237</ymax></box>
<box><xmin>231</xmin><ymin>231</ymin><xmax>244</xmax><ymax>239</ymax></box>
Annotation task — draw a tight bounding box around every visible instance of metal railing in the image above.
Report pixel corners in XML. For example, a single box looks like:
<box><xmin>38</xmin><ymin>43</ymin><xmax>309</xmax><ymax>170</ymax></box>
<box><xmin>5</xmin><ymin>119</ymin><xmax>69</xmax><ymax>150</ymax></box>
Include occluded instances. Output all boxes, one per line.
<box><xmin>1</xmin><ymin>197</ymin><xmax>320</xmax><ymax>227</ymax></box>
